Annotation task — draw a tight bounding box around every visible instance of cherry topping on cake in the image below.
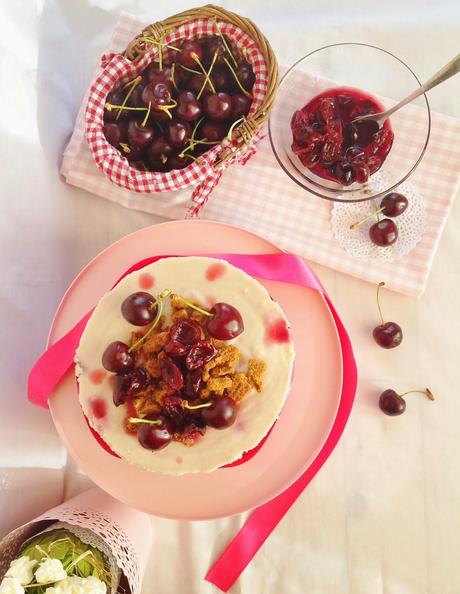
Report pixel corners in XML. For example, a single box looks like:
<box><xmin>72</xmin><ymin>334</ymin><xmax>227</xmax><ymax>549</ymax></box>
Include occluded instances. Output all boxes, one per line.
<box><xmin>170</xmin><ymin>319</ymin><xmax>202</xmax><ymax>345</ymax></box>
<box><xmin>164</xmin><ymin>339</ymin><xmax>190</xmax><ymax>357</ymax></box>
<box><xmin>136</xmin><ymin>415</ymin><xmax>173</xmax><ymax>450</ymax></box>
<box><xmin>183</xmin><ymin>369</ymin><xmax>203</xmax><ymax>400</ymax></box>
<box><xmin>113</xmin><ymin>368</ymin><xmax>149</xmax><ymax>406</ymax></box>
<box><xmin>161</xmin><ymin>355</ymin><xmax>184</xmax><ymax>390</ymax></box>
<box><xmin>202</xmin><ymin>396</ymin><xmax>237</xmax><ymax>429</ymax></box>
<box><xmin>206</xmin><ymin>303</ymin><xmax>244</xmax><ymax>340</ymax></box>
<box><xmin>121</xmin><ymin>292</ymin><xmax>157</xmax><ymax>325</ymax></box>
<box><xmin>102</xmin><ymin>341</ymin><xmax>134</xmax><ymax>373</ymax></box>
<box><xmin>185</xmin><ymin>341</ymin><xmax>217</xmax><ymax>370</ymax></box>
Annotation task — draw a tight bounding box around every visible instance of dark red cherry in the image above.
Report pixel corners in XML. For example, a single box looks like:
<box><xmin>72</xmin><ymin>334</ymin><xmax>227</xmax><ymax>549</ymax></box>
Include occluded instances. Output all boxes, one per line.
<box><xmin>188</xmin><ymin>74</ymin><xmax>214</xmax><ymax>97</ymax></box>
<box><xmin>351</xmin><ymin>159</ymin><xmax>370</xmax><ymax>184</ymax></box>
<box><xmin>378</xmin><ymin>389</ymin><xmax>406</xmax><ymax>416</ymax></box>
<box><xmin>179</xmin><ymin>40</ymin><xmax>203</xmax><ymax>68</ymax></box>
<box><xmin>121</xmin><ymin>144</ymin><xmax>145</xmax><ymax>162</ymax></box>
<box><xmin>201</xmin><ymin>121</ymin><xmax>226</xmax><ymax>141</ymax></box>
<box><xmin>127</xmin><ymin>120</ymin><xmax>155</xmax><ymax>150</ymax></box>
<box><xmin>102</xmin><ymin>341</ymin><xmax>134</xmax><ymax>373</ymax></box>
<box><xmin>175</xmin><ymin>67</ymin><xmax>192</xmax><ymax>88</ymax></box>
<box><xmin>104</xmin><ymin>91</ymin><xmax>127</xmax><ymax>121</ymax></box>
<box><xmin>128</xmin><ymin>84</ymin><xmax>146</xmax><ymax>109</ymax></box>
<box><xmin>176</xmin><ymin>91</ymin><xmax>202</xmax><ymax>122</ymax></box>
<box><xmin>164</xmin><ymin>339</ymin><xmax>190</xmax><ymax>357</ymax></box>
<box><xmin>168</xmin><ymin>154</ymin><xmax>190</xmax><ymax>170</ymax></box>
<box><xmin>234</xmin><ymin>62</ymin><xmax>255</xmax><ymax>92</ymax></box>
<box><xmin>121</xmin><ymin>291</ymin><xmax>157</xmax><ymax>325</ymax></box>
<box><xmin>369</xmin><ymin>219</ymin><xmax>398</xmax><ymax>246</ymax></box>
<box><xmin>206</xmin><ymin>302</ymin><xmax>244</xmax><ymax>340</ymax></box>
<box><xmin>334</xmin><ymin>161</ymin><xmax>355</xmax><ymax>186</ymax></box>
<box><xmin>113</xmin><ymin>368</ymin><xmax>149</xmax><ymax>406</ymax></box>
<box><xmin>145</xmin><ymin>63</ymin><xmax>172</xmax><ymax>85</ymax></box>
<box><xmin>202</xmin><ymin>396</ymin><xmax>237</xmax><ymax>429</ymax></box>
<box><xmin>212</xmin><ymin>67</ymin><xmax>231</xmax><ymax>91</ymax></box>
<box><xmin>350</xmin><ymin>120</ymin><xmax>380</xmax><ymax>146</ymax></box>
<box><xmin>165</xmin><ymin>120</ymin><xmax>191</xmax><ymax>148</ymax></box>
<box><xmin>137</xmin><ymin>415</ymin><xmax>173</xmax><ymax>450</ymax></box>
<box><xmin>231</xmin><ymin>94</ymin><xmax>251</xmax><ymax>119</ymax></box>
<box><xmin>373</xmin><ymin>322</ymin><xmax>403</xmax><ymax>349</ymax></box>
<box><xmin>204</xmin><ymin>36</ymin><xmax>227</xmax><ymax>66</ymax></box>
<box><xmin>185</xmin><ymin>341</ymin><xmax>217</xmax><ymax>370</ymax></box>
<box><xmin>381</xmin><ymin>193</ymin><xmax>408</xmax><ymax>217</ymax></box>
<box><xmin>203</xmin><ymin>93</ymin><xmax>233</xmax><ymax>121</ymax></box>
<box><xmin>103</xmin><ymin>122</ymin><xmax>127</xmax><ymax>147</ymax></box>
<box><xmin>160</xmin><ymin>355</ymin><xmax>184</xmax><ymax>390</ymax></box>
<box><xmin>183</xmin><ymin>369</ymin><xmax>203</xmax><ymax>400</ymax></box>
<box><xmin>142</xmin><ymin>81</ymin><xmax>172</xmax><ymax>110</ymax></box>
<box><xmin>170</xmin><ymin>319</ymin><xmax>202</xmax><ymax>345</ymax></box>
<box><xmin>146</xmin><ymin>136</ymin><xmax>173</xmax><ymax>159</ymax></box>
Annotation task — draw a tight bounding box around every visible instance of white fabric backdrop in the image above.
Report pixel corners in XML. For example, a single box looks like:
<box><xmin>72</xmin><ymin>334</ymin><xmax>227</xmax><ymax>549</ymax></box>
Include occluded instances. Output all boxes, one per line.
<box><xmin>1</xmin><ymin>0</ymin><xmax>459</xmax><ymax>592</ymax></box>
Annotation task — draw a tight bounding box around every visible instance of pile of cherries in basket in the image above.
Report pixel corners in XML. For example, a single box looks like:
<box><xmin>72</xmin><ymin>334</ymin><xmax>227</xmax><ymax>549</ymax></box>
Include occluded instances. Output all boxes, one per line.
<box><xmin>101</xmin><ymin>290</ymin><xmax>244</xmax><ymax>450</ymax></box>
<box><xmin>103</xmin><ymin>34</ymin><xmax>255</xmax><ymax>172</ymax></box>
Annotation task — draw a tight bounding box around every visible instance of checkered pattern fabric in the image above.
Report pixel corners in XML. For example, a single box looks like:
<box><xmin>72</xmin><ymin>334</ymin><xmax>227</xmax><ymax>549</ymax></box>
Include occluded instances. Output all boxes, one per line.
<box><xmin>84</xmin><ymin>15</ymin><xmax>268</xmax><ymax>210</ymax></box>
<box><xmin>62</xmin><ymin>13</ymin><xmax>460</xmax><ymax>297</ymax></box>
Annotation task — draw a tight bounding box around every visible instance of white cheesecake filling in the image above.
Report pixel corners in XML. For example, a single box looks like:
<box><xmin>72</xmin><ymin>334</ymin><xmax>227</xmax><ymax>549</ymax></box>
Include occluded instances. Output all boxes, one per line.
<box><xmin>76</xmin><ymin>257</ymin><xmax>295</xmax><ymax>475</ymax></box>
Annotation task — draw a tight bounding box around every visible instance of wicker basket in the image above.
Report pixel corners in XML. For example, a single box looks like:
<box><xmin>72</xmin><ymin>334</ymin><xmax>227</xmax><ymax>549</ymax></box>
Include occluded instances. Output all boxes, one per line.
<box><xmin>85</xmin><ymin>4</ymin><xmax>279</xmax><ymax>214</ymax></box>
<box><xmin>123</xmin><ymin>4</ymin><xmax>278</xmax><ymax>167</ymax></box>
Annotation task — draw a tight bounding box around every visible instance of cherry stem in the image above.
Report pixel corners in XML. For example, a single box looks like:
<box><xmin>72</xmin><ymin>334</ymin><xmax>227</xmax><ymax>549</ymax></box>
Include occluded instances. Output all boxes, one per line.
<box><xmin>128</xmin><ymin>290</ymin><xmax>171</xmax><ymax>352</ymax></box>
<box><xmin>227</xmin><ymin>116</ymin><xmax>245</xmax><ymax>141</ymax></box>
<box><xmin>119</xmin><ymin>142</ymin><xmax>131</xmax><ymax>153</ymax></box>
<box><xmin>142</xmin><ymin>37</ymin><xmax>180</xmax><ymax>52</ymax></box>
<box><xmin>400</xmin><ymin>388</ymin><xmax>435</xmax><ymax>401</ymax></box>
<box><xmin>128</xmin><ymin>417</ymin><xmax>163</xmax><ymax>425</ymax></box>
<box><xmin>223</xmin><ymin>57</ymin><xmax>253</xmax><ymax>99</ymax></box>
<box><xmin>179</xmin><ymin>64</ymin><xmax>201</xmax><ymax>75</ymax></box>
<box><xmin>141</xmin><ymin>102</ymin><xmax>151</xmax><ymax>127</ymax></box>
<box><xmin>183</xmin><ymin>401</ymin><xmax>213</xmax><ymax>410</ymax></box>
<box><xmin>191</xmin><ymin>52</ymin><xmax>216</xmax><ymax>93</ymax></box>
<box><xmin>171</xmin><ymin>293</ymin><xmax>213</xmax><ymax>317</ymax></box>
<box><xmin>115</xmin><ymin>76</ymin><xmax>142</xmax><ymax>121</ymax></box>
<box><xmin>170</xmin><ymin>62</ymin><xmax>178</xmax><ymax>91</ymax></box>
<box><xmin>350</xmin><ymin>206</ymin><xmax>385</xmax><ymax>229</ymax></box>
<box><xmin>106</xmin><ymin>103</ymin><xmax>148</xmax><ymax>113</ymax></box>
<box><xmin>197</xmin><ymin>50</ymin><xmax>218</xmax><ymax>100</ymax></box>
<box><xmin>373</xmin><ymin>198</ymin><xmax>382</xmax><ymax>222</ymax></box>
<box><xmin>158</xmin><ymin>99</ymin><xmax>178</xmax><ymax>119</ymax></box>
<box><xmin>215</xmin><ymin>19</ymin><xmax>238</xmax><ymax>68</ymax></box>
<box><xmin>376</xmin><ymin>281</ymin><xmax>386</xmax><ymax>326</ymax></box>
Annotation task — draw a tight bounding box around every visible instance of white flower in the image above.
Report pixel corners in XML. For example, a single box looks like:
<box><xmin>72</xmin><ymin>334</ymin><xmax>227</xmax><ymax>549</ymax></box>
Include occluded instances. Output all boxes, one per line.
<box><xmin>35</xmin><ymin>558</ymin><xmax>67</xmax><ymax>584</ymax></box>
<box><xmin>5</xmin><ymin>557</ymin><xmax>37</xmax><ymax>585</ymax></box>
<box><xmin>0</xmin><ymin>578</ymin><xmax>25</xmax><ymax>594</ymax></box>
<box><xmin>45</xmin><ymin>577</ymin><xmax>106</xmax><ymax>594</ymax></box>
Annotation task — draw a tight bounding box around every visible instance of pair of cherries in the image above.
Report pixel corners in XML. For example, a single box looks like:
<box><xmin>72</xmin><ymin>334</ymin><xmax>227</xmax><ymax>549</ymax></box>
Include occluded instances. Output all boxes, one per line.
<box><xmin>372</xmin><ymin>282</ymin><xmax>434</xmax><ymax>416</ymax></box>
<box><xmin>351</xmin><ymin>192</ymin><xmax>408</xmax><ymax>247</ymax></box>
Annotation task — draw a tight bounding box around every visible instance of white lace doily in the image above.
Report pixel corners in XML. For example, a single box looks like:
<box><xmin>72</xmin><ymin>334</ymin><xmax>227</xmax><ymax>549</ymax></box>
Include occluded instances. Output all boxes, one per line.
<box><xmin>0</xmin><ymin>507</ymin><xmax>141</xmax><ymax>594</ymax></box>
<box><xmin>331</xmin><ymin>173</ymin><xmax>427</xmax><ymax>262</ymax></box>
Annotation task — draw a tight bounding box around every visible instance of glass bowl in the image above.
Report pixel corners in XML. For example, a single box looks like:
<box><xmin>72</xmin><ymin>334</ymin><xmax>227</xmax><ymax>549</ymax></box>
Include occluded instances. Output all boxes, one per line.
<box><xmin>268</xmin><ymin>43</ymin><xmax>431</xmax><ymax>202</ymax></box>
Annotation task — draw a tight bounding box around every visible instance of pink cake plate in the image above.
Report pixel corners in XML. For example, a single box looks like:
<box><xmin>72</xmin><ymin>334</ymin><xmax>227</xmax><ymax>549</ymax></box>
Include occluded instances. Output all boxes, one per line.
<box><xmin>48</xmin><ymin>220</ymin><xmax>342</xmax><ymax>520</ymax></box>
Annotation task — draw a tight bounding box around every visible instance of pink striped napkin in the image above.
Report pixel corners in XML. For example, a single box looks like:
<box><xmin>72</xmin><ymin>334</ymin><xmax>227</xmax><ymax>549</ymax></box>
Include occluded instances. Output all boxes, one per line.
<box><xmin>61</xmin><ymin>12</ymin><xmax>460</xmax><ymax>297</ymax></box>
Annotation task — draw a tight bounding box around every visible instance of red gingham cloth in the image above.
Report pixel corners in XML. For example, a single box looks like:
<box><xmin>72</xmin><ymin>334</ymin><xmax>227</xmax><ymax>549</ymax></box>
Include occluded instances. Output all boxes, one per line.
<box><xmin>61</xmin><ymin>12</ymin><xmax>460</xmax><ymax>297</ymax></box>
<box><xmin>84</xmin><ymin>16</ymin><xmax>268</xmax><ymax>212</ymax></box>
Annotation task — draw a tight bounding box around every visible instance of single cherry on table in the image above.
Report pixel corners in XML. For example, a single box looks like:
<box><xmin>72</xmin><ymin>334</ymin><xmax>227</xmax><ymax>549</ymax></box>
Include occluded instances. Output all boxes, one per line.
<box><xmin>379</xmin><ymin>388</ymin><xmax>434</xmax><ymax>416</ymax></box>
<box><xmin>369</xmin><ymin>218</ymin><xmax>398</xmax><ymax>247</ymax></box>
<box><xmin>372</xmin><ymin>282</ymin><xmax>403</xmax><ymax>348</ymax></box>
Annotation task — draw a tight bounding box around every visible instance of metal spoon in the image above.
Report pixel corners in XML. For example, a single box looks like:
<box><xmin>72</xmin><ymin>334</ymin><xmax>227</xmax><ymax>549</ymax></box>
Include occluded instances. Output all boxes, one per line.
<box><xmin>352</xmin><ymin>51</ymin><xmax>460</xmax><ymax>126</ymax></box>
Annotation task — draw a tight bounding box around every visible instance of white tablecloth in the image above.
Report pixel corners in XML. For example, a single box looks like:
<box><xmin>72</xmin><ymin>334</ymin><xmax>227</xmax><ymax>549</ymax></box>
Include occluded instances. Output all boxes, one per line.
<box><xmin>1</xmin><ymin>1</ymin><xmax>459</xmax><ymax>592</ymax></box>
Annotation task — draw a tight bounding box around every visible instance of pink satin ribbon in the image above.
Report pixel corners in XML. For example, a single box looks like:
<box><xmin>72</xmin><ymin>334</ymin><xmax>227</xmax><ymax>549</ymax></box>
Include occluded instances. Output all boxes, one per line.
<box><xmin>27</xmin><ymin>253</ymin><xmax>357</xmax><ymax>591</ymax></box>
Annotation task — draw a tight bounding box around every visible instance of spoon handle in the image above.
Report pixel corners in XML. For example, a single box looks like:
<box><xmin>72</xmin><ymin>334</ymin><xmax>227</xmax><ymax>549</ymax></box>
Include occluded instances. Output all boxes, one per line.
<box><xmin>382</xmin><ymin>52</ymin><xmax>460</xmax><ymax>120</ymax></box>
